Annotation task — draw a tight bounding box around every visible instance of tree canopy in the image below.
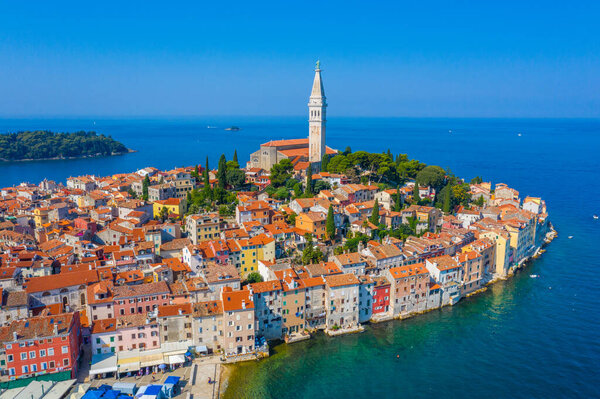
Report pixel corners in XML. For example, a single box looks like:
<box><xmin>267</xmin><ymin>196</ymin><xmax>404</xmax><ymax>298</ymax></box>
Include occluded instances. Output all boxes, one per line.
<box><xmin>416</xmin><ymin>165</ymin><xmax>446</xmax><ymax>191</ymax></box>
<box><xmin>0</xmin><ymin>130</ymin><xmax>128</xmax><ymax>161</ymax></box>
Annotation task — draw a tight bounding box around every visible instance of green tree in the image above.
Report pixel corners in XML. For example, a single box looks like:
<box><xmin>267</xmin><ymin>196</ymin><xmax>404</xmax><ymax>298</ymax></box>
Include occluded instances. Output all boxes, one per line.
<box><xmin>321</xmin><ymin>153</ymin><xmax>329</xmax><ymax>171</ymax></box>
<box><xmin>226</xmin><ymin>168</ymin><xmax>246</xmax><ymax>189</ymax></box>
<box><xmin>442</xmin><ymin>185</ymin><xmax>451</xmax><ymax>213</ymax></box>
<box><xmin>246</xmin><ymin>272</ymin><xmax>263</xmax><ymax>284</ymax></box>
<box><xmin>470</xmin><ymin>176</ymin><xmax>483</xmax><ymax>184</ymax></box>
<box><xmin>343</xmin><ymin>146</ymin><xmax>352</xmax><ymax>156</ymax></box>
<box><xmin>159</xmin><ymin>206</ymin><xmax>169</xmax><ymax>222</ymax></box>
<box><xmin>127</xmin><ymin>187</ymin><xmax>137</xmax><ymax>199</ymax></box>
<box><xmin>314</xmin><ymin>180</ymin><xmax>331</xmax><ymax>193</ymax></box>
<box><xmin>412</xmin><ymin>183</ymin><xmax>420</xmax><ymax>203</ymax></box>
<box><xmin>270</xmin><ymin>159</ymin><xmax>294</xmax><ymax>187</ymax></box>
<box><xmin>305</xmin><ymin>166</ymin><xmax>314</xmax><ymax>196</ymax></box>
<box><xmin>326</xmin><ymin>204</ymin><xmax>336</xmax><ymax>240</ymax></box>
<box><xmin>416</xmin><ymin>165</ymin><xmax>446</xmax><ymax>191</ymax></box>
<box><xmin>394</xmin><ymin>186</ymin><xmax>402</xmax><ymax>212</ymax></box>
<box><xmin>142</xmin><ymin>175</ymin><xmax>150</xmax><ymax>201</ymax></box>
<box><xmin>370</xmin><ymin>199</ymin><xmax>380</xmax><ymax>225</ymax></box>
<box><xmin>217</xmin><ymin>154</ymin><xmax>227</xmax><ymax>189</ymax></box>
<box><xmin>233</xmin><ymin>149</ymin><xmax>239</xmax><ymax>165</ymax></box>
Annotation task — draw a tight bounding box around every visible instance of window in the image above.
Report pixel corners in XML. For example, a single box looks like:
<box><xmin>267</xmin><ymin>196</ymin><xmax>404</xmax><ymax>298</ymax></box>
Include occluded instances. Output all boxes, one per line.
<box><xmin>22</xmin><ymin>365</ymin><xmax>29</xmax><ymax>374</ymax></box>
<box><xmin>96</xmin><ymin>338</ymin><xmax>101</xmax><ymax>344</ymax></box>
<box><xmin>7</xmin><ymin>354</ymin><xmax>13</xmax><ymax>362</ymax></box>
<box><xmin>9</xmin><ymin>368</ymin><xmax>15</xmax><ymax>376</ymax></box>
<box><xmin>48</xmin><ymin>348</ymin><xmax>54</xmax><ymax>356</ymax></box>
<box><xmin>20</xmin><ymin>353</ymin><xmax>27</xmax><ymax>360</ymax></box>
<box><xmin>62</xmin><ymin>346</ymin><xmax>68</xmax><ymax>354</ymax></box>
<box><xmin>49</xmin><ymin>361</ymin><xmax>55</xmax><ymax>368</ymax></box>
<box><xmin>31</xmin><ymin>364</ymin><xmax>37</xmax><ymax>372</ymax></box>
<box><xmin>29</xmin><ymin>351</ymin><xmax>36</xmax><ymax>359</ymax></box>
<box><xmin>5</xmin><ymin>344</ymin><xmax>11</xmax><ymax>349</ymax></box>
<box><xmin>41</xmin><ymin>362</ymin><xmax>47</xmax><ymax>370</ymax></box>
<box><xmin>63</xmin><ymin>358</ymin><xmax>69</xmax><ymax>366</ymax></box>
<box><xmin>110</xmin><ymin>337</ymin><xmax>115</xmax><ymax>342</ymax></box>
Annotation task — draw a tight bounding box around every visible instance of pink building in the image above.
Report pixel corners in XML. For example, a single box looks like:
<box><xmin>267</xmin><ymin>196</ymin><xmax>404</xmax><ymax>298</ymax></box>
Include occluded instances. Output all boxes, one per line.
<box><xmin>113</xmin><ymin>281</ymin><xmax>170</xmax><ymax>317</ymax></box>
<box><xmin>116</xmin><ymin>314</ymin><xmax>160</xmax><ymax>351</ymax></box>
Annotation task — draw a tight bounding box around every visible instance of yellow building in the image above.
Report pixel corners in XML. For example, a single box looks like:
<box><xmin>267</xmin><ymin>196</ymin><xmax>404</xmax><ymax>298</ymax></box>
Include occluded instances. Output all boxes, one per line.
<box><xmin>295</xmin><ymin>212</ymin><xmax>327</xmax><ymax>239</ymax></box>
<box><xmin>33</xmin><ymin>207</ymin><xmax>51</xmax><ymax>228</ymax></box>
<box><xmin>479</xmin><ymin>229</ymin><xmax>511</xmax><ymax>277</ymax></box>
<box><xmin>235</xmin><ymin>234</ymin><xmax>276</xmax><ymax>279</ymax></box>
<box><xmin>153</xmin><ymin>198</ymin><xmax>186</xmax><ymax>219</ymax></box>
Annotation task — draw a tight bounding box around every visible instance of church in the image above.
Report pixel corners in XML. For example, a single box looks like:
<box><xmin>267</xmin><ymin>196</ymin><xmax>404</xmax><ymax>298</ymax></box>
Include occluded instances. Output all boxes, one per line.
<box><xmin>247</xmin><ymin>62</ymin><xmax>337</xmax><ymax>172</ymax></box>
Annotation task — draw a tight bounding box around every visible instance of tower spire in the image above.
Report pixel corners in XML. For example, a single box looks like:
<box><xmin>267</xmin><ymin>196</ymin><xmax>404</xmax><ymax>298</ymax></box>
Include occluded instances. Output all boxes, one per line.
<box><xmin>308</xmin><ymin>62</ymin><xmax>327</xmax><ymax>167</ymax></box>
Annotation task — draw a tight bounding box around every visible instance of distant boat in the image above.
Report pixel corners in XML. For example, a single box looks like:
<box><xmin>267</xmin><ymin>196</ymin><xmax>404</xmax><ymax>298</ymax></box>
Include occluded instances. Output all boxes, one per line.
<box><xmin>225</xmin><ymin>126</ymin><xmax>241</xmax><ymax>131</ymax></box>
<box><xmin>518</xmin><ymin>133</ymin><xmax>522</xmax><ymax>137</ymax></box>
<box><xmin>448</xmin><ymin>130</ymin><xmax>452</xmax><ymax>134</ymax></box>
<box><xmin>568</xmin><ymin>235</ymin><xmax>573</xmax><ymax>239</ymax></box>
<box><xmin>593</xmin><ymin>215</ymin><xmax>599</xmax><ymax>219</ymax></box>
<box><xmin>206</xmin><ymin>125</ymin><xmax>217</xmax><ymax>129</ymax></box>
<box><xmin>530</xmin><ymin>274</ymin><xmax>539</xmax><ymax>278</ymax></box>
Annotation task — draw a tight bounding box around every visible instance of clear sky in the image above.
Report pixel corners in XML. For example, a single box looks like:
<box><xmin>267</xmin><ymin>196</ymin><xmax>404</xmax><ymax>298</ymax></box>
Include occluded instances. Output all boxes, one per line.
<box><xmin>1</xmin><ymin>1</ymin><xmax>599</xmax><ymax>118</ymax></box>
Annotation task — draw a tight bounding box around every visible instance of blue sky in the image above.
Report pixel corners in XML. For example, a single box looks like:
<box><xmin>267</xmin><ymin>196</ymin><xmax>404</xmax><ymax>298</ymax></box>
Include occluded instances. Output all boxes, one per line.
<box><xmin>1</xmin><ymin>1</ymin><xmax>599</xmax><ymax>117</ymax></box>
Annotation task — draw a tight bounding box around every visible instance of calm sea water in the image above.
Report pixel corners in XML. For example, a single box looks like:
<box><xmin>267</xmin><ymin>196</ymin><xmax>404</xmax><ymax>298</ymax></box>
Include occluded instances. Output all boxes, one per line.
<box><xmin>1</xmin><ymin>117</ymin><xmax>599</xmax><ymax>398</ymax></box>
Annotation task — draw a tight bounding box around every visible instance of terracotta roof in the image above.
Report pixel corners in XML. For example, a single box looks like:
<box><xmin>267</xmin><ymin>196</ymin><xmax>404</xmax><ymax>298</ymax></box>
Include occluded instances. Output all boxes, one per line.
<box><xmin>113</xmin><ymin>281</ymin><xmax>170</xmax><ymax>299</ymax></box>
<box><xmin>158</xmin><ymin>303</ymin><xmax>192</xmax><ymax>317</ymax></box>
<box><xmin>25</xmin><ymin>270</ymin><xmax>99</xmax><ymax>293</ymax></box>
<box><xmin>221</xmin><ymin>288</ymin><xmax>254</xmax><ymax>312</ymax></box>
<box><xmin>192</xmin><ymin>300</ymin><xmax>223</xmax><ymax>317</ymax></box>
<box><xmin>325</xmin><ymin>273</ymin><xmax>360</xmax><ymax>288</ymax></box>
<box><xmin>0</xmin><ymin>312</ymin><xmax>75</xmax><ymax>342</ymax></box>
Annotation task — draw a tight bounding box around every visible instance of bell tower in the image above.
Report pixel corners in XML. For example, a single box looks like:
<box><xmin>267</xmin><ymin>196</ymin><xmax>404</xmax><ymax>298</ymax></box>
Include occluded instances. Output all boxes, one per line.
<box><xmin>308</xmin><ymin>60</ymin><xmax>327</xmax><ymax>167</ymax></box>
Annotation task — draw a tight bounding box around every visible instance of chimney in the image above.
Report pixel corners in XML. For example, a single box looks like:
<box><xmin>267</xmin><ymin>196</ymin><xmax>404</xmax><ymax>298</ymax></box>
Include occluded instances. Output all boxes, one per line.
<box><xmin>178</xmin><ymin>308</ymin><xmax>183</xmax><ymax>315</ymax></box>
<box><xmin>12</xmin><ymin>331</ymin><xmax>17</xmax><ymax>341</ymax></box>
<box><xmin>89</xmin><ymin>264</ymin><xmax>92</xmax><ymax>270</ymax></box>
<box><xmin>241</xmin><ymin>300</ymin><xmax>246</xmax><ymax>309</ymax></box>
<box><xmin>53</xmin><ymin>324</ymin><xmax>58</xmax><ymax>335</ymax></box>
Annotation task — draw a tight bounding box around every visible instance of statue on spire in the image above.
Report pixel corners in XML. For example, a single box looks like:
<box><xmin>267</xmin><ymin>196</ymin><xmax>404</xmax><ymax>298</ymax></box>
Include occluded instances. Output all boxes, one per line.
<box><xmin>316</xmin><ymin>60</ymin><xmax>320</xmax><ymax>70</ymax></box>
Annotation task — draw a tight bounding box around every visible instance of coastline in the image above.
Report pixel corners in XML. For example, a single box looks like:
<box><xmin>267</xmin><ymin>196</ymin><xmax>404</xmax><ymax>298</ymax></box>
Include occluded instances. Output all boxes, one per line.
<box><xmin>0</xmin><ymin>148</ymin><xmax>136</xmax><ymax>163</ymax></box>
<box><xmin>221</xmin><ymin>227</ymin><xmax>557</xmax><ymax>397</ymax></box>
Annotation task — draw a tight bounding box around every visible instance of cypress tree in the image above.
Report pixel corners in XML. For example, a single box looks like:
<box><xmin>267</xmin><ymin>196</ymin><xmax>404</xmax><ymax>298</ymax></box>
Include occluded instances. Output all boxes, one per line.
<box><xmin>370</xmin><ymin>198</ymin><xmax>380</xmax><ymax>225</ymax></box>
<box><xmin>326</xmin><ymin>204</ymin><xmax>336</xmax><ymax>240</ymax></box>
<box><xmin>142</xmin><ymin>175</ymin><xmax>150</xmax><ymax>201</ymax></box>
<box><xmin>321</xmin><ymin>154</ymin><xmax>329</xmax><ymax>172</ymax></box>
<box><xmin>217</xmin><ymin>154</ymin><xmax>227</xmax><ymax>189</ymax></box>
<box><xmin>386</xmin><ymin>148</ymin><xmax>392</xmax><ymax>160</ymax></box>
<box><xmin>443</xmin><ymin>186</ymin><xmax>451</xmax><ymax>213</ymax></box>
<box><xmin>413</xmin><ymin>182</ymin><xmax>420</xmax><ymax>203</ymax></box>
<box><xmin>394</xmin><ymin>186</ymin><xmax>402</xmax><ymax>212</ymax></box>
<box><xmin>233</xmin><ymin>149</ymin><xmax>239</xmax><ymax>165</ymax></box>
<box><xmin>305</xmin><ymin>165</ymin><xmax>314</xmax><ymax>196</ymax></box>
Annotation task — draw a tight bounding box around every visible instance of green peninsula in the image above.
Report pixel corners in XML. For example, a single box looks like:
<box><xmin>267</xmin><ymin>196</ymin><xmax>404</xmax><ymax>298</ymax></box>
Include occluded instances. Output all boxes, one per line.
<box><xmin>0</xmin><ymin>130</ymin><xmax>130</xmax><ymax>161</ymax></box>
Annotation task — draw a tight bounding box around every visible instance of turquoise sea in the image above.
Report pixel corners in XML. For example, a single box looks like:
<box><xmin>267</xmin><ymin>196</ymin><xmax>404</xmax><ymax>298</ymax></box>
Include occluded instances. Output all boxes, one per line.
<box><xmin>1</xmin><ymin>117</ymin><xmax>599</xmax><ymax>398</ymax></box>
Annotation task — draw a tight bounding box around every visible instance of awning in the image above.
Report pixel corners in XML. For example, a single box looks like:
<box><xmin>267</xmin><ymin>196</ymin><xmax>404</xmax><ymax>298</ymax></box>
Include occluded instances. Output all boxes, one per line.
<box><xmin>196</xmin><ymin>345</ymin><xmax>208</xmax><ymax>353</ymax></box>
<box><xmin>139</xmin><ymin>353</ymin><xmax>164</xmax><ymax>367</ymax></box>
<box><xmin>168</xmin><ymin>355</ymin><xmax>185</xmax><ymax>365</ymax></box>
<box><xmin>118</xmin><ymin>361</ymin><xmax>141</xmax><ymax>373</ymax></box>
<box><xmin>90</xmin><ymin>353</ymin><xmax>118</xmax><ymax>376</ymax></box>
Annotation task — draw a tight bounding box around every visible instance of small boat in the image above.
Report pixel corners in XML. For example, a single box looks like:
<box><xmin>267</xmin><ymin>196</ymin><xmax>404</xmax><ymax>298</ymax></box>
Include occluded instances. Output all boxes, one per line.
<box><xmin>206</xmin><ymin>125</ymin><xmax>217</xmax><ymax>129</ymax></box>
<box><xmin>568</xmin><ymin>235</ymin><xmax>573</xmax><ymax>239</ymax></box>
<box><xmin>225</xmin><ymin>126</ymin><xmax>241</xmax><ymax>131</ymax></box>
<box><xmin>594</xmin><ymin>215</ymin><xmax>599</xmax><ymax>219</ymax></box>
<box><xmin>518</xmin><ymin>133</ymin><xmax>522</xmax><ymax>137</ymax></box>
<box><xmin>449</xmin><ymin>130</ymin><xmax>452</xmax><ymax>134</ymax></box>
<box><xmin>530</xmin><ymin>274</ymin><xmax>539</xmax><ymax>278</ymax></box>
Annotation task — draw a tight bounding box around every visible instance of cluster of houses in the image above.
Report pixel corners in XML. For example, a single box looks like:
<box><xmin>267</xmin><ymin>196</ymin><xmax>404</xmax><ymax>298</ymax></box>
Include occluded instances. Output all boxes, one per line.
<box><xmin>0</xmin><ymin>165</ymin><xmax>552</xmax><ymax>382</ymax></box>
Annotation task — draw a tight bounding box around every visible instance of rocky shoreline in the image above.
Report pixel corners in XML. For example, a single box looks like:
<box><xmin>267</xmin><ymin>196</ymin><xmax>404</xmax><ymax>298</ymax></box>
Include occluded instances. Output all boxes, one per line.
<box><xmin>0</xmin><ymin>148</ymin><xmax>136</xmax><ymax>163</ymax></box>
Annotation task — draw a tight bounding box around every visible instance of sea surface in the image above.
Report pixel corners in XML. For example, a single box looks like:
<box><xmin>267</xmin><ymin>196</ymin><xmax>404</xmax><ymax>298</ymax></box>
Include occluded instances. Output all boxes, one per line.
<box><xmin>1</xmin><ymin>117</ymin><xmax>599</xmax><ymax>398</ymax></box>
